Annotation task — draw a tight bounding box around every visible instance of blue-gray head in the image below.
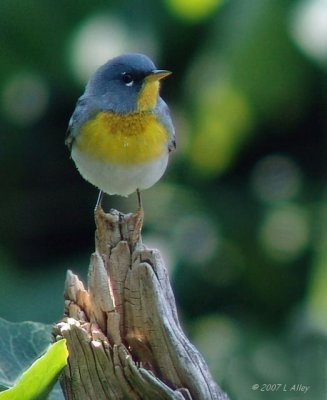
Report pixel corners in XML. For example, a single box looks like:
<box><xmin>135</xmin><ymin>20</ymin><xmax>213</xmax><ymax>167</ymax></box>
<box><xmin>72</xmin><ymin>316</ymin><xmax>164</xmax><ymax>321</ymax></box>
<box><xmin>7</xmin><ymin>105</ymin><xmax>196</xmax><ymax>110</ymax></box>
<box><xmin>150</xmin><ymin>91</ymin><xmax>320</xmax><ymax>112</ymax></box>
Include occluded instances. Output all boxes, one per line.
<box><xmin>85</xmin><ymin>53</ymin><xmax>171</xmax><ymax>114</ymax></box>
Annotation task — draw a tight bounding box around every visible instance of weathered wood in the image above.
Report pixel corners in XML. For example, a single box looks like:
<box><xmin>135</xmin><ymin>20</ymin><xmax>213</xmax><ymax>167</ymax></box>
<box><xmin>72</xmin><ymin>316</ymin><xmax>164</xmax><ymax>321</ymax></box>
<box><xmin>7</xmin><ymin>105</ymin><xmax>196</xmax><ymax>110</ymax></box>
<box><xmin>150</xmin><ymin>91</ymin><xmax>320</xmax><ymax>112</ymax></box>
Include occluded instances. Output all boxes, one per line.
<box><xmin>53</xmin><ymin>208</ymin><xmax>229</xmax><ymax>400</ymax></box>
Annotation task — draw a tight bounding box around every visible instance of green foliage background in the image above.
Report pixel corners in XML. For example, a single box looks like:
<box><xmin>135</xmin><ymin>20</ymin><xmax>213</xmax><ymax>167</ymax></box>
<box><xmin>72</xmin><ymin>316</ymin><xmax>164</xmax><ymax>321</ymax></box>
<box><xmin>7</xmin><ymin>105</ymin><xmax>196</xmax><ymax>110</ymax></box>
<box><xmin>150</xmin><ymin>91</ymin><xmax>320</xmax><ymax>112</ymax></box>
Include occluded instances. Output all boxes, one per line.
<box><xmin>0</xmin><ymin>0</ymin><xmax>326</xmax><ymax>399</ymax></box>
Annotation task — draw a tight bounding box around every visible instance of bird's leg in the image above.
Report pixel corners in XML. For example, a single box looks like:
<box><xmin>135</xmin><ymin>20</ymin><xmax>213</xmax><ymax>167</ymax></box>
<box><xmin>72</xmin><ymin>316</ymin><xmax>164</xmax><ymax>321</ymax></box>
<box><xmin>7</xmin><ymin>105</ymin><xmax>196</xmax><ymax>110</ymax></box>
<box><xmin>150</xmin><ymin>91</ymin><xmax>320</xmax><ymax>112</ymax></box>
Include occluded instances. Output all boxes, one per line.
<box><xmin>136</xmin><ymin>188</ymin><xmax>143</xmax><ymax>211</ymax></box>
<box><xmin>95</xmin><ymin>190</ymin><xmax>104</xmax><ymax>211</ymax></box>
<box><xmin>117</xmin><ymin>212</ymin><xmax>124</xmax><ymax>240</ymax></box>
<box><xmin>132</xmin><ymin>189</ymin><xmax>144</xmax><ymax>243</ymax></box>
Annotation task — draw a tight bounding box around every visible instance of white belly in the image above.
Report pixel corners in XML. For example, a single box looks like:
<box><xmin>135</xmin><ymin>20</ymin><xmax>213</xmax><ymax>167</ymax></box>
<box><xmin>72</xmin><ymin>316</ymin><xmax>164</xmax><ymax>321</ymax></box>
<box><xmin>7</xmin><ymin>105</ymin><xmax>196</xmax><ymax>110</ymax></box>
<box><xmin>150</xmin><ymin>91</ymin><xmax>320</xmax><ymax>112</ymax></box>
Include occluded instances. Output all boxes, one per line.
<box><xmin>71</xmin><ymin>147</ymin><xmax>169</xmax><ymax>196</ymax></box>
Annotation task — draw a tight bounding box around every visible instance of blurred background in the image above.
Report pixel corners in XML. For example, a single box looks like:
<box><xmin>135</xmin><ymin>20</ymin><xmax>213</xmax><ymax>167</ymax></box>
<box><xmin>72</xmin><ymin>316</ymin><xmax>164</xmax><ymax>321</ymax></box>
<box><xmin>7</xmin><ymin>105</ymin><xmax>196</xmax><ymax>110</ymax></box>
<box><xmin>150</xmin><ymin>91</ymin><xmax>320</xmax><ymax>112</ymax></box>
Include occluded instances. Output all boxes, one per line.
<box><xmin>0</xmin><ymin>0</ymin><xmax>326</xmax><ymax>398</ymax></box>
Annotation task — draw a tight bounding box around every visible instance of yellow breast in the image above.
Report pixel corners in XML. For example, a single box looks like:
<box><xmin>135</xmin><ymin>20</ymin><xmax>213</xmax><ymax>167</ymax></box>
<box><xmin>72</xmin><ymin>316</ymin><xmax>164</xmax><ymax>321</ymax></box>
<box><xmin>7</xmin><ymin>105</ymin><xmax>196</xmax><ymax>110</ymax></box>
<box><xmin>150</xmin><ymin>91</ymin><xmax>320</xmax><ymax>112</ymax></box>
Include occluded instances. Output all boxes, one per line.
<box><xmin>75</xmin><ymin>112</ymin><xmax>168</xmax><ymax>164</ymax></box>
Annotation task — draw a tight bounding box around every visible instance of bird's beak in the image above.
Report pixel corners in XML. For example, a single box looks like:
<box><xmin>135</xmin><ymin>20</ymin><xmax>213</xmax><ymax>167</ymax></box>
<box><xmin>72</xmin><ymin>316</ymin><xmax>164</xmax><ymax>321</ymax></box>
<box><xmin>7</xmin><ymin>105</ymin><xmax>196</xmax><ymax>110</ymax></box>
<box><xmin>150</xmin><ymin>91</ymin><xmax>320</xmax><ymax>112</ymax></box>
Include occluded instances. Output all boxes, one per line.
<box><xmin>145</xmin><ymin>69</ymin><xmax>172</xmax><ymax>82</ymax></box>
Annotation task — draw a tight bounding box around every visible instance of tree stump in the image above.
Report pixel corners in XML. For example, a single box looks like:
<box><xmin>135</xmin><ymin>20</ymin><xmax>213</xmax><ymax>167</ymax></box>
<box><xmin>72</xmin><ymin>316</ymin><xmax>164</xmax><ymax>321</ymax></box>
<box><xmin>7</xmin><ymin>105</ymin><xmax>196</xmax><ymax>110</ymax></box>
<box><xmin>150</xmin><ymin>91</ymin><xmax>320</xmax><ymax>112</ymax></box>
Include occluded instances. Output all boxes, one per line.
<box><xmin>53</xmin><ymin>208</ymin><xmax>230</xmax><ymax>400</ymax></box>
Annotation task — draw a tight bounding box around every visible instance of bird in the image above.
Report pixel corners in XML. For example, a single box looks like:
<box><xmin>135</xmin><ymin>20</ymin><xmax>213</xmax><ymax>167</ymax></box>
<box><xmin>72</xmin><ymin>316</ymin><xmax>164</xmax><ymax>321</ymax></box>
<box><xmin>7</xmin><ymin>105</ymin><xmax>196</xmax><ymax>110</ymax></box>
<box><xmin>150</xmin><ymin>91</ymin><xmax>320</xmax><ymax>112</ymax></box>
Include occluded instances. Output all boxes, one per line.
<box><xmin>66</xmin><ymin>53</ymin><xmax>176</xmax><ymax>211</ymax></box>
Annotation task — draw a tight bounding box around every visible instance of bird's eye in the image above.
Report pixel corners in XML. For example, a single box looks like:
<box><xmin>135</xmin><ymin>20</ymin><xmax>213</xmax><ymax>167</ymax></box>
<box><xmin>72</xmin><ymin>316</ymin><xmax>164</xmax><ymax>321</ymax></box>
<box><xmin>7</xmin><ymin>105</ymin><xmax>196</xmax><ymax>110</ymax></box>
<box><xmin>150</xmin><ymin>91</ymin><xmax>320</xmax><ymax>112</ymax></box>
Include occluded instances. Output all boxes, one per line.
<box><xmin>122</xmin><ymin>73</ymin><xmax>134</xmax><ymax>86</ymax></box>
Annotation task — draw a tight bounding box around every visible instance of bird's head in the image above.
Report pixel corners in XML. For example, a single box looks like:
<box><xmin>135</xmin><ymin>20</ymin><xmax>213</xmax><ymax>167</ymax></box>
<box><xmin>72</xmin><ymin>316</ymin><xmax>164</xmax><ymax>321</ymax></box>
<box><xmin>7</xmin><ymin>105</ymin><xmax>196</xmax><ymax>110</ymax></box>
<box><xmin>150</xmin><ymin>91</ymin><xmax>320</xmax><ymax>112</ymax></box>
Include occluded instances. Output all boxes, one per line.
<box><xmin>86</xmin><ymin>53</ymin><xmax>171</xmax><ymax>114</ymax></box>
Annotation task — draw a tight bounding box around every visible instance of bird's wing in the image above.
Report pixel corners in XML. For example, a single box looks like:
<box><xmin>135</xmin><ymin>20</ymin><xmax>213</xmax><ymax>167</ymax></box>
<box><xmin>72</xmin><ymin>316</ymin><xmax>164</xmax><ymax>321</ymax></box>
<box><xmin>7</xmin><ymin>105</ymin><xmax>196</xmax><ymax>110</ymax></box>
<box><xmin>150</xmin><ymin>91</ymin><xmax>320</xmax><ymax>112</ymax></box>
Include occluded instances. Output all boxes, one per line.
<box><xmin>156</xmin><ymin>98</ymin><xmax>176</xmax><ymax>153</ymax></box>
<box><xmin>65</xmin><ymin>96</ymin><xmax>87</xmax><ymax>150</ymax></box>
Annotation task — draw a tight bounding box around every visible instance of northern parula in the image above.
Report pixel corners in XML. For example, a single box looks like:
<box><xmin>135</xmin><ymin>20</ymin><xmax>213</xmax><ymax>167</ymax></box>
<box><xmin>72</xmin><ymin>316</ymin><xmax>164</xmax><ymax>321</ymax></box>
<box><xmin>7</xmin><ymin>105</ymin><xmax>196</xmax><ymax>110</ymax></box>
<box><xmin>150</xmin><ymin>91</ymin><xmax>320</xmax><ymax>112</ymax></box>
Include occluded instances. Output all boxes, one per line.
<box><xmin>66</xmin><ymin>53</ymin><xmax>175</xmax><ymax>209</ymax></box>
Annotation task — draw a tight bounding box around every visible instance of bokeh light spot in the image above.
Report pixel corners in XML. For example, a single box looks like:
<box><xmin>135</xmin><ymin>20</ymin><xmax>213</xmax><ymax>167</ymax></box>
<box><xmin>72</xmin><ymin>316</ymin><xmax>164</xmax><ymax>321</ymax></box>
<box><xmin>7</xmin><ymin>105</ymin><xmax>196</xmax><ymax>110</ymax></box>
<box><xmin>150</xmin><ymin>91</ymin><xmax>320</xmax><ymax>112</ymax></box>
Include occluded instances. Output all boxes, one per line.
<box><xmin>68</xmin><ymin>14</ymin><xmax>158</xmax><ymax>84</ymax></box>
<box><xmin>252</xmin><ymin>340</ymin><xmax>291</xmax><ymax>381</ymax></box>
<box><xmin>251</xmin><ymin>154</ymin><xmax>302</xmax><ymax>203</ymax></box>
<box><xmin>192</xmin><ymin>315</ymin><xmax>240</xmax><ymax>379</ymax></box>
<box><xmin>259</xmin><ymin>204</ymin><xmax>310</xmax><ymax>262</ymax></box>
<box><xmin>165</xmin><ymin>0</ymin><xmax>224</xmax><ymax>22</ymax></box>
<box><xmin>1</xmin><ymin>72</ymin><xmax>49</xmax><ymax>127</ymax></box>
<box><xmin>172</xmin><ymin>215</ymin><xmax>220</xmax><ymax>264</ymax></box>
<box><xmin>188</xmin><ymin>81</ymin><xmax>253</xmax><ymax>176</ymax></box>
<box><xmin>290</xmin><ymin>0</ymin><xmax>327</xmax><ymax>65</ymax></box>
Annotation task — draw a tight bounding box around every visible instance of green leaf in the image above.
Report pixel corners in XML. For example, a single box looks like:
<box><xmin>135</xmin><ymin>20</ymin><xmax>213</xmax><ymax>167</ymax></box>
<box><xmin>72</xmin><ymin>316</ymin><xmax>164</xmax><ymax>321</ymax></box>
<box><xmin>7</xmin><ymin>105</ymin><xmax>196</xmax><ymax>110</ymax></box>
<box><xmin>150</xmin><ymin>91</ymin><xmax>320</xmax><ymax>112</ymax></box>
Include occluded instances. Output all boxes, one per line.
<box><xmin>0</xmin><ymin>318</ymin><xmax>67</xmax><ymax>399</ymax></box>
<box><xmin>0</xmin><ymin>340</ymin><xmax>68</xmax><ymax>400</ymax></box>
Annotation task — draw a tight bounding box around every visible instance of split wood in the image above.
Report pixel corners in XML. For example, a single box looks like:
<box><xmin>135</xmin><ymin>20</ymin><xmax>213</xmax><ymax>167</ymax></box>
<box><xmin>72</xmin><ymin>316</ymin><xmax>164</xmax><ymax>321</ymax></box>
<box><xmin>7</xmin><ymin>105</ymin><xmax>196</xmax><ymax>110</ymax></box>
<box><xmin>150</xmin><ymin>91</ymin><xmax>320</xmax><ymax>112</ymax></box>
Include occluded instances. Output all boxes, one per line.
<box><xmin>53</xmin><ymin>208</ymin><xmax>229</xmax><ymax>400</ymax></box>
